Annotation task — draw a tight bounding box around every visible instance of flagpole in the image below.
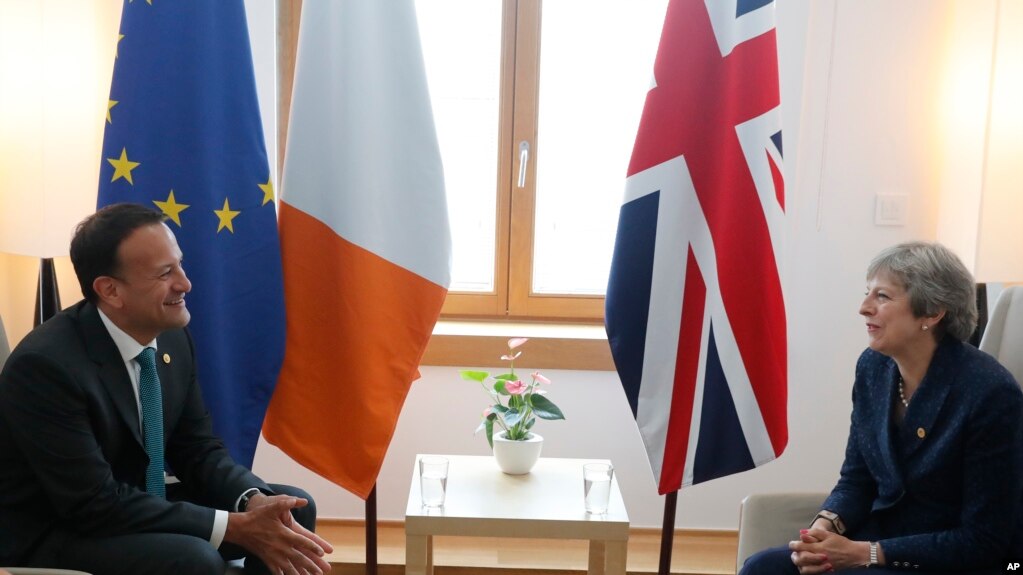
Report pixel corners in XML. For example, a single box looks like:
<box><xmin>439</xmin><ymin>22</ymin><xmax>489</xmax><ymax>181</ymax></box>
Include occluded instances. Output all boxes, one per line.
<box><xmin>659</xmin><ymin>491</ymin><xmax>678</xmax><ymax>575</ymax></box>
<box><xmin>366</xmin><ymin>484</ymin><xmax>378</xmax><ymax>575</ymax></box>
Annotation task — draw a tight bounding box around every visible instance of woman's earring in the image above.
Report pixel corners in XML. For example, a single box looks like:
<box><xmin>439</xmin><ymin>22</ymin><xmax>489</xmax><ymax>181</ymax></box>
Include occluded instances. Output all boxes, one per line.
<box><xmin>922</xmin><ymin>325</ymin><xmax>929</xmax><ymax>331</ymax></box>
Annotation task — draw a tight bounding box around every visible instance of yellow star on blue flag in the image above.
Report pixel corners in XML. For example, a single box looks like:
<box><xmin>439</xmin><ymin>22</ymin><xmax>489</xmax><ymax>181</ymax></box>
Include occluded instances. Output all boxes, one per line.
<box><xmin>153</xmin><ymin>190</ymin><xmax>189</xmax><ymax>226</ymax></box>
<box><xmin>214</xmin><ymin>198</ymin><xmax>241</xmax><ymax>233</ymax></box>
<box><xmin>258</xmin><ymin>177</ymin><xmax>274</xmax><ymax>206</ymax></box>
<box><xmin>107</xmin><ymin>148</ymin><xmax>139</xmax><ymax>184</ymax></box>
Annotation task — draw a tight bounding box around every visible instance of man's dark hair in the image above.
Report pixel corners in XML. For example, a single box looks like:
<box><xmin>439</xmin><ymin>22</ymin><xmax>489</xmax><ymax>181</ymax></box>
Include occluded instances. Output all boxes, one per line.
<box><xmin>70</xmin><ymin>203</ymin><xmax>168</xmax><ymax>303</ymax></box>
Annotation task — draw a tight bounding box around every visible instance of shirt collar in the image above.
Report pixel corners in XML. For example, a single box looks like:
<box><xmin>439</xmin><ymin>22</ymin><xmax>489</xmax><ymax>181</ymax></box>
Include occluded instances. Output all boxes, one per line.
<box><xmin>97</xmin><ymin>308</ymin><xmax>157</xmax><ymax>363</ymax></box>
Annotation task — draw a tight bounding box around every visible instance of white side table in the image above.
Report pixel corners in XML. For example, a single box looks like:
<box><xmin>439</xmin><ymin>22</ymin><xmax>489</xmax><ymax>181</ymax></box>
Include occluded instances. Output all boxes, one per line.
<box><xmin>405</xmin><ymin>454</ymin><xmax>629</xmax><ymax>575</ymax></box>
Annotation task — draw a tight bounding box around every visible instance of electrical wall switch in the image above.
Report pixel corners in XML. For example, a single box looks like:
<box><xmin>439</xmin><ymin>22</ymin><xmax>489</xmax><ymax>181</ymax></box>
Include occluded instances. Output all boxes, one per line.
<box><xmin>875</xmin><ymin>193</ymin><xmax>907</xmax><ymax>226</ymax></box>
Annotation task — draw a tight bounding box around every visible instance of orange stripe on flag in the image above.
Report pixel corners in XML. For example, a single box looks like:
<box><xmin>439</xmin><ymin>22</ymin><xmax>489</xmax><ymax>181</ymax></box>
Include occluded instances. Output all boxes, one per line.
<box><xmin>263</xmin><ymin>202</ymin><xmax>447</xmax><ymax>499</ymax></box>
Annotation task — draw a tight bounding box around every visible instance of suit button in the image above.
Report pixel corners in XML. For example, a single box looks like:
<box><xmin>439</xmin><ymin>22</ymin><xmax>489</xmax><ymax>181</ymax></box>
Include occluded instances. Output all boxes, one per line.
<box><xmin>916</xmin><ymin>427</ymin><xmax>926</xmax><ymax>438</ymax></box>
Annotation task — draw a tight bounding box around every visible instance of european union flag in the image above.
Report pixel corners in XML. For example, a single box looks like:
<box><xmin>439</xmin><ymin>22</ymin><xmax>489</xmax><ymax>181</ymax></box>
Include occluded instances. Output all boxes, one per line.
<box><xmin>97</xmin><ymin>0</ymin><xmax>284</xmax><ymax>469</ymax></box>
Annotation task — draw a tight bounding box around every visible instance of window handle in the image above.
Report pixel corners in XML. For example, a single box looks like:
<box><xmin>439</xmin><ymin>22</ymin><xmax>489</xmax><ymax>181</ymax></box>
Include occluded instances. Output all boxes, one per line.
<box><xmin>518</xmin><ymin>140</ymin><xmax>530</xmax><ymax>188</ymax></box>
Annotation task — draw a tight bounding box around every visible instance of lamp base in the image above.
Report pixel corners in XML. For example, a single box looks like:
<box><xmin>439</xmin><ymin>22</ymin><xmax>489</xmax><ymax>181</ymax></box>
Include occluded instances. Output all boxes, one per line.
<box><xmin>34</xmin><ymin>257</ymin><xmax>61</xmax><ymax>327</ymax></box>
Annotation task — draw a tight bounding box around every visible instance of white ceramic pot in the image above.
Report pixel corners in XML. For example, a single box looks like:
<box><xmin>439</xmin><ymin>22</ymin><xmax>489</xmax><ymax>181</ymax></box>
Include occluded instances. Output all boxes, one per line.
<box><xmin>492</xmin><ymin>431</ymin><xmax>543</xmax><ymax>474</ymax></box>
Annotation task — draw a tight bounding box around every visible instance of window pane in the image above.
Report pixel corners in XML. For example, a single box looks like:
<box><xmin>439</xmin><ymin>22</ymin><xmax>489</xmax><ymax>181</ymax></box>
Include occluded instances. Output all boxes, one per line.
<box><xmin>533</xmin><ymin>0</ymin><xmax>668</xmax><ymax>295</ymax></box>
<box><xmin>416</xmin><ymin>0</ymin><xmax>502</xmax><ymax>292</ymax></box>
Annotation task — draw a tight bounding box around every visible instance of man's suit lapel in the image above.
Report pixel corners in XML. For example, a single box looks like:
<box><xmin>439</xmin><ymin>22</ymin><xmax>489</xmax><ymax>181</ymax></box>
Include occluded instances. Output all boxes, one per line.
<box><xmin>78</xmin><ymin>303</ymin><xmax>144</xmax><ymax>447</ymax></box>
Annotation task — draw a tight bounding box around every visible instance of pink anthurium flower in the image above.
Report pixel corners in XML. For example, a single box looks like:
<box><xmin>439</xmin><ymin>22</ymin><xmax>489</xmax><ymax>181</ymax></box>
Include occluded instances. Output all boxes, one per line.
<box><xmin>505</xmin><ymin>380</ymin><xmax>527</xmax><ymax>395</ymax></box>
<box><xmin>460</xmin><ymin>338</ymin><xmax>565</xmax><ymax>447</ymax></box>
<box><xmin>508</xmin><ymin>337</ymin><xmax>529</xmax><ymax>349</ymax></box>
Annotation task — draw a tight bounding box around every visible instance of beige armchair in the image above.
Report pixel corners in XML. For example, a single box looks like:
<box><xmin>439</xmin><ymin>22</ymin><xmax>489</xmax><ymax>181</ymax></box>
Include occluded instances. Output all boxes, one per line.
<box><xmin>735</xmin><ymin>492</ymin><xmax>827</xmax><ymax>573</ymax></box>
<box><xmin>980</xmin><ymin>285</ymin><xmax>1023</xmax><ymax>385</ymax></box>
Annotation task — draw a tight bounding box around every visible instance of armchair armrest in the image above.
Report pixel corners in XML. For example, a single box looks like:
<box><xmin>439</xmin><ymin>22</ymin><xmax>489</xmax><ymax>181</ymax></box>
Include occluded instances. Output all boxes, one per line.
<box><xmin>736</xmin><ymin>492</ymin><xmax>827</xmax><ymax>572</ymax></box>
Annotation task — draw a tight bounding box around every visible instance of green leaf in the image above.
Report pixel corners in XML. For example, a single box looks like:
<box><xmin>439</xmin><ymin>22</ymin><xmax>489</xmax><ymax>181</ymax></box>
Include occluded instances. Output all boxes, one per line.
<box><xmin>485</xmin><ymin>417</ymin><xmax>494</xmax><ymax>448</ymax></box>
<box><xmin>475</xmin><ymin>412</ymin><xmax>498</xmax><ymax>435</ymax></box>
<box><xmin>493</xmin><ymin>380</ymin><xmax>509</xmax><ymax>396</ymax></box>
<box><xmin>503</xmin><ymin>408</ymin><xmax>523</xmax><ymax>427</ymax></box>
<box><xmin>508</xmin><ymin>394</ymin><xmax>524</xmax><ymax>409</ymax></box>
<box><xmin>493</xmin><ymin>373</ymin><xmax>516</xmax><ymax>381</ymax></box>
<box><xmin>525</xmin><ymin>418</ymin><xmax>535</xmax><ymax>430</ymax></box>
<box><xmin>461</xmin><ymin>370</ymin><xmax>489</xmax><ymax>382</ymax></box>
<box><xmin>529</xmin><ymin>394</ymin><xmax>565</xmax><ymax>420</ymax></box>
<box><xmin>492</xmin><ymin>404</ymin><xmax>509</xmax><ymax>414</ymax></box>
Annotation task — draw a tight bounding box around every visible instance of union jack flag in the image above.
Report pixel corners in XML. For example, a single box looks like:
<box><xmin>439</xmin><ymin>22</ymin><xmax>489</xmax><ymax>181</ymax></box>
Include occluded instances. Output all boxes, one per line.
<box><xmin>605</xmin><ymin>0</ymin><xmax>787</xmax><ymax>494</ymax></box>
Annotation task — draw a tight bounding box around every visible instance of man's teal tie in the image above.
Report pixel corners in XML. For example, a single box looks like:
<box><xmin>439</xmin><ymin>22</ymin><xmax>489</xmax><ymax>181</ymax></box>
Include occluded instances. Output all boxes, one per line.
<box><xmin>137</xmin><ymin>347</ymin><xmax>165</xmax><ymax>498</ymax></box>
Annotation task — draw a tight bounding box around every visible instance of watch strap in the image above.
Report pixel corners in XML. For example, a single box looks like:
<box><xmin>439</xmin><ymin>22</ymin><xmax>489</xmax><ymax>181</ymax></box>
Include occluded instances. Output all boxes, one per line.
<box><xmin>811</xmin><ymin>510</ymin><xmax>846</xmax><ymax>535</ymax></box>
<box><xmin>237</xmin><ymin>487</ymin><xmax>262</xmax><ymax>512</ymax></box>
<box><xmin>867</xmin><ymin>541</ymin><xmax>879</xmax><ymax>567</ymax></box>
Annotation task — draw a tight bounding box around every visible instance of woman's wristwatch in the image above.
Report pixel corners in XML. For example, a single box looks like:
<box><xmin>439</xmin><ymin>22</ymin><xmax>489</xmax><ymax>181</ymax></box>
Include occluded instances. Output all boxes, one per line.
<box><xmin>810</xmin><ymin>509</ymin><xmax>846</xmax><ymax>534</ymax></box>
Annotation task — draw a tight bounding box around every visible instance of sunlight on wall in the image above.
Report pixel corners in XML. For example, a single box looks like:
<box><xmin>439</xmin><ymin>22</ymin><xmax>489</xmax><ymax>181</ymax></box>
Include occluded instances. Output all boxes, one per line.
<box><xmin>937</xmin><ymin>0</ymin><xmax>1023</xmax><ymax>282</ymax></box>
<box><xmin>0</xmin><ymin>1</ymin><xmax>121</xmax><ymax>258</ymax></box>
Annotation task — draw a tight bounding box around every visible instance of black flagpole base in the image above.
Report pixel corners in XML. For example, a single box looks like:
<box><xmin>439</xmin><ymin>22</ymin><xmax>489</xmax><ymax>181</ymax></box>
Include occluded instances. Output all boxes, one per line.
<box><xmin>659</xmin><ymin>490</ymin><xmax>678</xmax><ymax>575</ymax></box>
<box><xmin>34</xmin><ymin>257</ymin><xmax>61</xmax><ymax>327</ymax></box>
<box><xmin>366</xmin><ymin>484</ymin><xmax>378</xmax><ymax>575</ymax></box>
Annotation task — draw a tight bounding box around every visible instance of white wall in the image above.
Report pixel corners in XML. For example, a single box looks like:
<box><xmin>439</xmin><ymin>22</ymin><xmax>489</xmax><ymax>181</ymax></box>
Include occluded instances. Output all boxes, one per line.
<box><xmin>245</xmin><ymin>0</ymin><xmax>978</xmax><ymax>530</ymax></box>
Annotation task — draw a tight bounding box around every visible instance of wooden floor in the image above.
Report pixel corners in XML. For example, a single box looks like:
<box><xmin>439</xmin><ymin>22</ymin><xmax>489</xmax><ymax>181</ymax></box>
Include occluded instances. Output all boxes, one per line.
<box><xmin>318</xmin><ymin>520</ymin><xmax>737</xmax><ymax>575</ymax></box>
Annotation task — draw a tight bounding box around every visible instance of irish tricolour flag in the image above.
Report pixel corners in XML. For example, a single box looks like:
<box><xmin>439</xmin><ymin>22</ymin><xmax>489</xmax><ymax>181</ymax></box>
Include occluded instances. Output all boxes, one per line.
<box><xmin>263</xmin><ymin>1</ymin><xmax>451</xmax><ymax>499</ymax></box>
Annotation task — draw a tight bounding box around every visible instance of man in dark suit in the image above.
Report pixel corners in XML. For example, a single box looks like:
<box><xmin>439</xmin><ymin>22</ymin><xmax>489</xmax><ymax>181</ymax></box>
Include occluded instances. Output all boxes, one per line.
<box><xmin>0</xmin><ymin>204</ymin><xmax>333</xmax><ymax>574</ymax></box>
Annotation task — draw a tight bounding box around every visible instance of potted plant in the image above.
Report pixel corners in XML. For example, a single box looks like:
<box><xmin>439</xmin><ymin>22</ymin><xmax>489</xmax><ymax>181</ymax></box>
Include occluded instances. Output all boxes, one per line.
<box><xmin>461</xmin><ymin>337</ymin><xmax>566</xmax><ymax>474</ymax></box>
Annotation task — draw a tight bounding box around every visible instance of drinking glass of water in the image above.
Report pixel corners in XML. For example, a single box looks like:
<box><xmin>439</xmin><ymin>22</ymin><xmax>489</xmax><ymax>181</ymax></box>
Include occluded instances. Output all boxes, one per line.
<box><xmin>583</xmin><ymin>462</ymin><xmax>613</xmax><ymax>514</ymax></box>
<box><xmin>419</xmin><ymin>456</ymin><xmax>449</xmax><ymax>507</ymax></box>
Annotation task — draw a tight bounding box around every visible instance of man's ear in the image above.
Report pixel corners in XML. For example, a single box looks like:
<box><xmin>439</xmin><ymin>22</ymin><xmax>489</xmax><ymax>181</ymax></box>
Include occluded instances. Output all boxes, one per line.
<box><xmin>93</xmin><ymin>276</ymin><xmax>123</xmax><ymax>309</ymax></box>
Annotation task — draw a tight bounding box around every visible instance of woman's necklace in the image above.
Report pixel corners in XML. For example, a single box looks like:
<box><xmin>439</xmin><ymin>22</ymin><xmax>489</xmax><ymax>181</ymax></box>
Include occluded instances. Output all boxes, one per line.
<box><xmin>898</xmin><ymin>377</ymin><xmax>910</xmax><ymax>408</ymax></box>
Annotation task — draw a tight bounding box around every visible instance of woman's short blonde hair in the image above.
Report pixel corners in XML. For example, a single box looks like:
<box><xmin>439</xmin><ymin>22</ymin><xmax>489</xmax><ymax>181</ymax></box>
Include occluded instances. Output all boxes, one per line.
<box><xmin>867</xmin><ymin>241</ymin><xmax>977</xmax><ymax>341</ymax></box>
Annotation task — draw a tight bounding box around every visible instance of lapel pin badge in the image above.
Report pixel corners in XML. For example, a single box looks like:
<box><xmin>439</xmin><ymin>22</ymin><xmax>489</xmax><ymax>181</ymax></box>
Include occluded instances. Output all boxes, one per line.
<box><xmin>163</xmin><ymin>353</ymin><xmax>171</xmax><ymax>364</ymax></box>
<box><xmin>916</xmin><ymin>427</ymin><xmax>926</xmax><ymax>439</ymax></box>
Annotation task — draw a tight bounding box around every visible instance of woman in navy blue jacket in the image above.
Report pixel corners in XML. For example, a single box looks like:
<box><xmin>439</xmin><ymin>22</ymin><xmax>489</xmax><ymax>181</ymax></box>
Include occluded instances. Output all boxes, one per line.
<box><xmin>742</xmin><ymin>242</ymin><xmax>1023</xmax><ymax>574</ymax></box>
